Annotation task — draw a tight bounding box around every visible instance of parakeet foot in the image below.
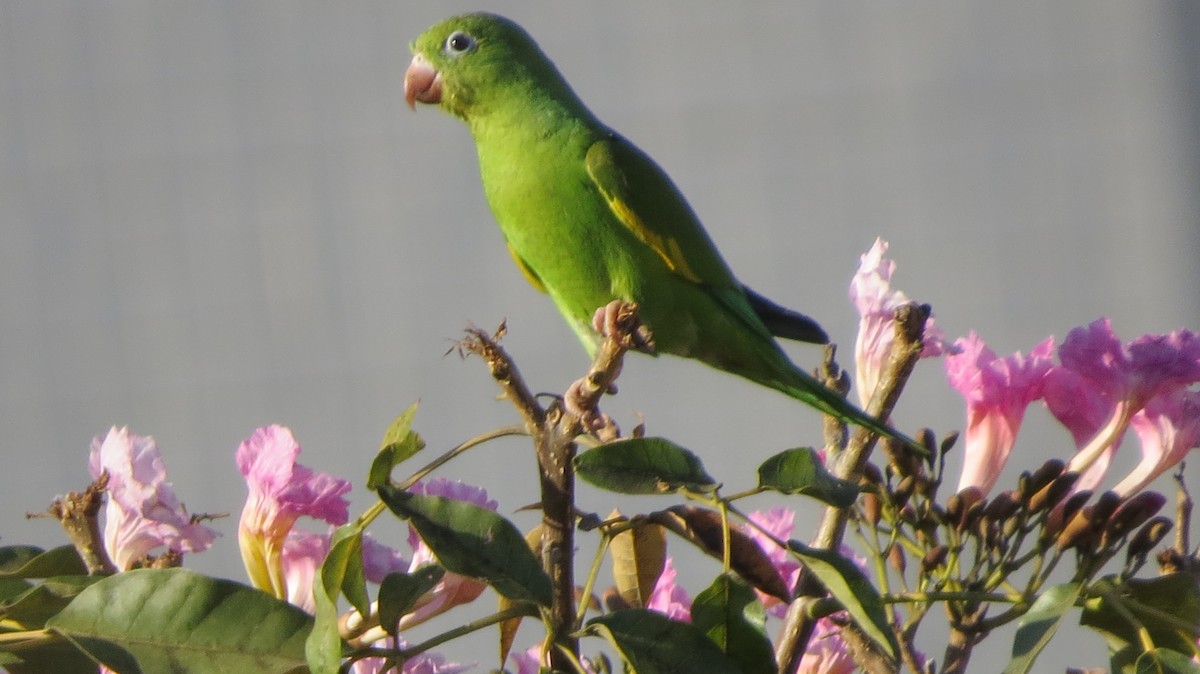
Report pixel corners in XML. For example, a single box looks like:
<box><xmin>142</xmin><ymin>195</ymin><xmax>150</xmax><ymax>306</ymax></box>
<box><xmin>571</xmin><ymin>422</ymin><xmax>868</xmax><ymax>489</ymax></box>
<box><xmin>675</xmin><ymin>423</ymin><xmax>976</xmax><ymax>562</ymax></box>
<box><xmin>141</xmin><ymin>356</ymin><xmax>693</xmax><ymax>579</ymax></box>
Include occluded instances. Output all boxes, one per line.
<box><xmin>592</xmin><ymin>300</ymin><xmax>655</xmax><ymax>353</ymax></box>
<box><xmin>564</xmin><ymin>379</ymin><xmax>620</xmax><ymax>441</ymax></box>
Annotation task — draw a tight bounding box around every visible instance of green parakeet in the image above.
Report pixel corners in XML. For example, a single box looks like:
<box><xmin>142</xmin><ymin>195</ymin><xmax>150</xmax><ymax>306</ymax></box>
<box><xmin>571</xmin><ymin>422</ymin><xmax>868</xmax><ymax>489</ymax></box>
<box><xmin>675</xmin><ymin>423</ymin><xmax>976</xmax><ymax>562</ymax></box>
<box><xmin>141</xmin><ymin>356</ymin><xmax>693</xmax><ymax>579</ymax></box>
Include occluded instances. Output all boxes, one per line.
<box><xmin>404</xmin><ymin>12</ymin><xmax>896</xmax><ymax>438</ymax></box>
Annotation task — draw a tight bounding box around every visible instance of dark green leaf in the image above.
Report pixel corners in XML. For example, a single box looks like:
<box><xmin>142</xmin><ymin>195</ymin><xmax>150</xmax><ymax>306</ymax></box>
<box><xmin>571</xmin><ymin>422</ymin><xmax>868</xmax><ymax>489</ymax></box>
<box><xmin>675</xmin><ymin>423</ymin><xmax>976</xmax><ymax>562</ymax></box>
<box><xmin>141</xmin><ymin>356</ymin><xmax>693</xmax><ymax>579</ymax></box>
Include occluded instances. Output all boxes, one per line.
<box><xmin>46</xmin><ymin>568</ymin><xmax>312</xmax><ymax>674</ymax></box>
<box><xmin>1</xmin><ymin>576</ymin><xmax>103</xmax><ymax>628</ymax></box>
<box><xmin>367</xmin><ymin>402</ymin><xmax>425</xmax><ymax>489</ymax></box>
<box><xmin>0</xmin><ymin>546</ymin><xmax>87</xmax><ymax>579</ymax></box>
<box><xmin>757</xmin><ymin>448</ymin><xmax>859</xmax><ymax>507</ymax></box>
<box><xmin>1002</xmin><ymin>582</ymin><xmax>1083</xmax><ymax>674</ymax></box>
<box><xmin>377</xmin><ymin>566</ymin><xmax>444</xmax><ymax>637</ymax></box>
<box><xmin>0</xmin><ymin>632</ymin><xmax>103</xmax><ymax>674</ymax></box>
<box><xmin>377</xmin><ymin>487</ymin><xmax>551</xmax><ymax>606</ymax></box>
<box><xmin>585</xmin><ymin>609</ymin><xmax>743</xmax><ymax>674</ymax></box>
<box><xmin>1134</xmin><ymin>648</ymin><xmax>1200</xmax><ymax>674</ymax></box>
<box><xmin>1082</xmin><ymin>573</ymin><xmax>1200</xmax><ymax>671</ymax></box>
<box><xmin>690</xmin><ymin>574</ymin><xmax>774</xmax><ymax>674</ymax></box>
<box><xmin>575</xmin><ymin>437</ymin><xmax>717</xmax><ymax>495</ymax></box>
<box><xmin>306</xmin><ymin>523</ymin><xmax>362</xmax><ymax>674</ymax></box>
<box><xmin>787</xmin><ymin>541</ymin><xmax>899</xmax><ymax>661</ymax></box>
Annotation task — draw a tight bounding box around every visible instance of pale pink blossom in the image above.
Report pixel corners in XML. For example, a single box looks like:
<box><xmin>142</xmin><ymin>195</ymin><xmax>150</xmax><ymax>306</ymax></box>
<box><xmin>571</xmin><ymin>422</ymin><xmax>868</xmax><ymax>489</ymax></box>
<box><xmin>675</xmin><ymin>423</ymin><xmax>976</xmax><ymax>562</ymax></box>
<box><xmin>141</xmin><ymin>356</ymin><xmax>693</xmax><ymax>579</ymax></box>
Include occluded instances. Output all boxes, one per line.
<box><xmin>947</xmin><ymin>334</ymin><xmax>1055</xmax><ymax>496</ymax></box>
<box><xmin>236</xmin><ymin>425</ymin><xmax>351</xmax><ymax>600</ymax></box>
<box><xmin>392</xmin><ymin>479</ymin><xmax>495</xmax><ymax>631</ymax></box>
<box><xmin>646</xmin><ymin>557</ymin><xmax>691</xmax><ymax>622</ymax></box>
<box><xmin>1059</xmin><ymin>320</ymin><xmax>1200</xmax><ymax>479</ymax></box>
<box><xmin>1112</xmin><ymin>389</ymin><xmax>1200</xmax><ymax>497</ymax></box>
<box><xmin>746</xmin><ymin>508</ymin><xmax>801</xmax><ymax>617</ymax></box>
<box><xmin>795</xmin><ymin>618</ymin><xmax>857</xmax><ymax>674</ymax></box>
<box><xmin>850</xmin><ymin>238</ymin><xmax>947</xmax><ymax>406</ymax></box>
<box><xmin>1042</xmin><ymin>367</ymin><xmax>1122</xmax><ymax>492</ymax></box>
<box><xmin>87</xmin><ymin>426</ymin><xmax>216</xmax><ymax>570</ymax></box>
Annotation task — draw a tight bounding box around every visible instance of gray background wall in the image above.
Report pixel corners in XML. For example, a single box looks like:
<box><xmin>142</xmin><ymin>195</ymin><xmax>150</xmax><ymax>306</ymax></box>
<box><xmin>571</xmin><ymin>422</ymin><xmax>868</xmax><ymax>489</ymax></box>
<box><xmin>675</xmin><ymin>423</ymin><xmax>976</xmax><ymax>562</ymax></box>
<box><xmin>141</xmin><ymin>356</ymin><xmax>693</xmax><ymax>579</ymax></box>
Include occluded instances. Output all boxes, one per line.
<box><xmin>3</xmin><ymin>2</ymin><xmax>1198</xmax><ymax>670</ymax></box>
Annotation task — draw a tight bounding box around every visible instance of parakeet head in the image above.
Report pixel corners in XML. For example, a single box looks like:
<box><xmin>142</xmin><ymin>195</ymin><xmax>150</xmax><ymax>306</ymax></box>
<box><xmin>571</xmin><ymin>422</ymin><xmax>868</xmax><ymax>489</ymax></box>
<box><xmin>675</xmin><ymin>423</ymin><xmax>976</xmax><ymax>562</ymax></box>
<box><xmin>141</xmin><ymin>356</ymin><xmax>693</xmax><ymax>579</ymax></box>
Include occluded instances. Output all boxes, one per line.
<box><xmin>405</xmin><ymin>13</ymin><xmax>582</xmax><ymax>123</ymax></box>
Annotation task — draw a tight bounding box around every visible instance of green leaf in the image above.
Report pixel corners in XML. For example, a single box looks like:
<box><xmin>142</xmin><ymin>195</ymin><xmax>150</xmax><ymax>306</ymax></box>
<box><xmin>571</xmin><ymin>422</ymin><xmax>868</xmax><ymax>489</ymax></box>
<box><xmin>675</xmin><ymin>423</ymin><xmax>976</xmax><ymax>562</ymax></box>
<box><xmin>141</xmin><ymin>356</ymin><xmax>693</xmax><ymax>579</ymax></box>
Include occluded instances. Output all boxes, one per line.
<box><xmin>1</xmin><ymin>576</ymin><xmax>102</xmax><ymax>628</ymax></box>
<box><xmin>787</xmin><ymin>541</ymin><xmax>899</xmax><ymax>661</ymax></box>
<box><xmin>0</xmin><ymin>546</ymin><xmax>87</xmax><ymax>579</ymax></box>
<box><xmin>377</xmin><ymin>487</ymin><xmax>552</xmax><ymax>606</ymax></box>
<box><xmin>1082</xmin><ymin>574</ymin><xmax>1200</xmax><ymax>673</ymax></box>
<box><xmin>756</xmin><ymin>448</ymin><xmax>859</xmax><ymax>507</ymax></box>
<box><xmin>46</xmin><ymin>568</ymin><xmax>312</xmax><ymax>674</ymax></box>
<box><xmin>306</xmin><ymin>523</ymin><xmax>362</xmax><ymax>674</ymax></box>
<box><xmin>377</xmin><ymin>566</ymin><xmax>444</xmax><ymax>637</ymax></box>
<box><xmin>1002</xmin><ymin>581</ymin><xmax>1083</xmax><ymax>674</ymax></box>
<box><xmin>585</xmin><ymin>609</ymin><xmax>743</xmax><ymax>674</ymax></box>
<box><xmin>690</xmin><ymin>574</ymin><xmax>775</xmax><ymax>674</ymax></box>
<box><xmin>367</xmin><ymin>402</ymin><xmax>425</xmax><ymax>489</ymax></box>
<box><xmin>575</xmin><ymin>437</ymin><xmax>717</xmax><ymax>495</ymax></box>
<box><xmin>0</xmin><ymin>631</ymin><xmax>114</xmax><ymax>674</ymax></box>
<box><xmin>1134</xmin><ymin>648</ymin><xmax>1200</xmax><ymax>674</ymax></box>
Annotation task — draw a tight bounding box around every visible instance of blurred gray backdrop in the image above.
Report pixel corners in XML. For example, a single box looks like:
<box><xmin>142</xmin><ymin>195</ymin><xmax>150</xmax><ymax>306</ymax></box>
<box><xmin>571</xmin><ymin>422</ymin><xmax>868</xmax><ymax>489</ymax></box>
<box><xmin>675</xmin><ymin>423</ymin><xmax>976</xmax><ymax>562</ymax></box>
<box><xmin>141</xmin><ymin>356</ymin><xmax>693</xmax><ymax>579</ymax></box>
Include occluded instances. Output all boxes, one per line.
<box><xmin>3</xmin><ymin>2</ymin><xmax>1199</xmax><ymax>670</ymax></box>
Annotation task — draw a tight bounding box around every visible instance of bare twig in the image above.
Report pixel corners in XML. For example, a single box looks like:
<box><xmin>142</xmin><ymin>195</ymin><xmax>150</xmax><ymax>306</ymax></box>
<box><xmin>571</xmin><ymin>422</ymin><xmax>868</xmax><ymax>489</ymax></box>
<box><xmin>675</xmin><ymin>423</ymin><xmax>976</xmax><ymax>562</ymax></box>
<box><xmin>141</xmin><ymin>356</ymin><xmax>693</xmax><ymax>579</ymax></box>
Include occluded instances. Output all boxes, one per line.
<box><xmin>30</xmin><ymin>474</ymin><xmax>117</xmax><ymax>575</ymax></box>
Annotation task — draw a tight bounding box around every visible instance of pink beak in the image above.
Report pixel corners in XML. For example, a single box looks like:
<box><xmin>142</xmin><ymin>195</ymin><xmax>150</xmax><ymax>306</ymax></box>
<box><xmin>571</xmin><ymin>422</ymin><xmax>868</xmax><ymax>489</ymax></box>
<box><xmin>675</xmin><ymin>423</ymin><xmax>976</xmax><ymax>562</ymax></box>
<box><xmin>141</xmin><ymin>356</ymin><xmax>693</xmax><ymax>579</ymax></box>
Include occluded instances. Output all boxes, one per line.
<box><xmin>404</xmin><ymin>53</ymin><xmax>442</xmax><ymax>109</ymax></box>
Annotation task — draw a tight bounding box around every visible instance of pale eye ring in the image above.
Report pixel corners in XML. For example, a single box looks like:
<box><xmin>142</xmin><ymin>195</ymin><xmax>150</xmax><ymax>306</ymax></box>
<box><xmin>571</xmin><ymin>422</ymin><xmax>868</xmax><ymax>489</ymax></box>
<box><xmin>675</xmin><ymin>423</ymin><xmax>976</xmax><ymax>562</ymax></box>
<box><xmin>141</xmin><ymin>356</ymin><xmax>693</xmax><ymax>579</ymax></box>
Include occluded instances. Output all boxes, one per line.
<box><xmin>445</xmin><ymin>31</ymin><xmax>476</xmax><ymax>56</ymax></box>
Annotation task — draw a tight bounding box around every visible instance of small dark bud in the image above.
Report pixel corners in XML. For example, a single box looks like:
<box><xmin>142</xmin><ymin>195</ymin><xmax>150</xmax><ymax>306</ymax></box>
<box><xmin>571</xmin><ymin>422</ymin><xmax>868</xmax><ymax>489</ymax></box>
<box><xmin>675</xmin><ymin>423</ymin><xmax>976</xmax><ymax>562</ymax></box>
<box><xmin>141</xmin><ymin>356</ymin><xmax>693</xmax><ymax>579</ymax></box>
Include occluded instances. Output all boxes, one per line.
<box><xmin>920</xmin><ymin>545</ymin><xmax>949</xmax><ymax>575</ymax></box>
<box><xmin>939</xmin><ymin>431</ymin><xmax>960</xmax><ymax>456</ymax></box>
<box><xmin>983</xmin><ymin>490</ymin><xmax>1021</xmax><ymax>522</ymax></box>
<box><xmin>899</xmin><ymin>503</ymin><xmax>919</xmax><ymax>525</ymax></box>
<box><xmin>1043</xmin><ymin>490</ymin><xmax>1092</xmax><ymax>541</ymax></box>
<box><xmin>860</xmin><ymin>462</ymin><xmax>884</xmax><ymax>487</ymax></box>
<box><xmin>861</xmin><ymin>492</ymin><xmax>882</xmax><ymax>526</ymax></box>
<box><xmin>1102</xmin><ymin>491</ymin><xmax>1167</xmax><ymax>547</ymax></box>
<box><xmin>1128</xmin><ymin>516</ymin><xmax>1173</xmax><ymax>560</ymax></box>
<box><xmin>894</xmin><ymin>475</ymin><xmax>917</xmax><ymax>508</ymax></box>
<box><xmin>952</xmin><ymin>486</ymin><xmax>984</xmax><ymax>531</ymax></box>
<box><xmin>1025</xmin><ymin>459</ymin><xmax>1066</xmax><ymax>500</ymax></box>
<box><xmin>1028</xmin><ymin>472</ymin><xmax>1080</xmax><ymax>513</ymax></box>
<box><xmin>887</xmin><ymin>543</ymin><xmax>907</xmax><ymax>575</ymax></box>
<box><xmin>1089</xmin><ymin>491</ymin><xmax>1122</xmax><ymax>525</ymax></box>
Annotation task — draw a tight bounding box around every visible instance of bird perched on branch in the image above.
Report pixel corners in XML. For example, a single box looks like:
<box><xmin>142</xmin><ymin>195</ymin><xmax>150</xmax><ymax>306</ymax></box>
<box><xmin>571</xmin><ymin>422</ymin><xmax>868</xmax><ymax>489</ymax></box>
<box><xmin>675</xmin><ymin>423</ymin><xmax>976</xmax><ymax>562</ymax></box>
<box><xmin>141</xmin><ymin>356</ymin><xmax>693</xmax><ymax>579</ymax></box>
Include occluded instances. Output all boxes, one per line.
<box><xmin>404</xmin><ymin>12</ymin><xmax>897</xmax><ymax>439</ymax></box>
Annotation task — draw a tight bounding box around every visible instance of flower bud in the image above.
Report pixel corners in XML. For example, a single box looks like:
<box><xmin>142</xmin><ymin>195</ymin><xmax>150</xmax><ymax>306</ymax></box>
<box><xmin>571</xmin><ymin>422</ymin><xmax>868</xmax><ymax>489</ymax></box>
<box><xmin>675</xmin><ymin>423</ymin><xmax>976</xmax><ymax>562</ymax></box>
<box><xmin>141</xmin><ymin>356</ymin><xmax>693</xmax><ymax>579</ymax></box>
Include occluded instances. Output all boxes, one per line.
<box><xmin>920</xmin><ymin>545</ymin><xmax>949</xmax><ymax>575</ymax></box>
<box><xmin>1028</xmin><ymin>472</ymin><xmax>1080</xmax><ymax>514</ymax></box>
<box><xmin>1127</xmin><ymin>516</ymin><xmax>1173</xmax><ymax>561</ymax></box>
<box><xmin>887</xmin><ymin>543</ymin><xmax>907</xmax><ymax>576</ymax></box>
<box><xmin>1101</xmin><ymin>491</ymin><xmax>1167</xmax><ymax>547</ymax></box>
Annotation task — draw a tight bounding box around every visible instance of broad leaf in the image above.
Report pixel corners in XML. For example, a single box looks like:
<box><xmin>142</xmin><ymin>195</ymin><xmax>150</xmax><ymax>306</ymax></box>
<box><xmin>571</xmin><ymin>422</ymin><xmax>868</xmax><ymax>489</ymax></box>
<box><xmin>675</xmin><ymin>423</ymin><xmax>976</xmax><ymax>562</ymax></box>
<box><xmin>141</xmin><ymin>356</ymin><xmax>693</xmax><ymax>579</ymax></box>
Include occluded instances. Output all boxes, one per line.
<box><xmin>377</xmin><ymin>487</ymin><xmax>552</xmax><ymax>606</ymax></box>
<box><xmin>306</xmin><ymin>523</ymin><xmax>362</xmax><ymax>674</ymax></box>
<box><xmin>46</xmin><ymin>568</ymin><xmax>312</xmax><ymax>674</ymax></box>
<box><xmin>367</xmin><ymin>402</ymin><xmax>425</xmax><ymax>489</ymax></box>
<box><xmin>1134</xmin><ymin>648</ymin><xmax>1200</xmax><ymax>674</ymax></box>
<box><xmin>0</xmin><ymin>546</ymin><xmax>87</xmax><ymax>579</ymax></box>
<box><xmin>1082</xmin><ymin>574</ymin><xmax>1200</xmax><ymax>674</ymax></box>
<box><xmin>757</xmin><ymin>448</ymin><xmax>858</xmax><ymax>507</ymax></box>
<box><xmin>609</xmin><ymin>510</ymin><xmax>666</xmax><ymax>608</ymax></box>
<box><xmin>575</xmin><ymin>437</ymin><xmax>717</xmax><ymax>495</ymax></box>
<box><xmin>1</xmin><ymin>576</ymin><xmax>102</xmax><ymax>628</ymax></box>
<box><xmin>586</xmin><ymin>609</ymin><xmax>743</xmax><ymax>674</ymax></box>
<box><xmin>377</xmin><ymin>566</ymin><xmax>444</xmax><ymax>637</ymax></box>
<box><xmin>654</xmin><ymin>506</ymin><xmax>790</xmax><ymax>602</ymax></box>
<box><xmin>787</xmin><ymin>541</ymin><xmax>899</xmax><ymax>661</ymax></box>
<box><xmin>1002</xmin><ymin>582</ymin><xmax>1082</xmax><ymax>674</ymax></box>
<box><xmin>690</xmin><ymin>574</ymin><xmax>775</xmax><ymax>674</ymax></box>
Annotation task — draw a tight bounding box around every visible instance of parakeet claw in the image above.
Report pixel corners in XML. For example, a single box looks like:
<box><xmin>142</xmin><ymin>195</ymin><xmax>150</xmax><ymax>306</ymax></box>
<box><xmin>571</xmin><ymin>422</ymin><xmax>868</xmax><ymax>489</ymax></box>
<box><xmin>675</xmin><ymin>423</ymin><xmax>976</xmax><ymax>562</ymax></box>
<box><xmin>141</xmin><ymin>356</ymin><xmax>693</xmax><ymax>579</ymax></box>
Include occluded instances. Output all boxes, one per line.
<box><xmin>591</xmin><ymin>300</ymin><xmax>655</xmax><ymax>354</ymax></box>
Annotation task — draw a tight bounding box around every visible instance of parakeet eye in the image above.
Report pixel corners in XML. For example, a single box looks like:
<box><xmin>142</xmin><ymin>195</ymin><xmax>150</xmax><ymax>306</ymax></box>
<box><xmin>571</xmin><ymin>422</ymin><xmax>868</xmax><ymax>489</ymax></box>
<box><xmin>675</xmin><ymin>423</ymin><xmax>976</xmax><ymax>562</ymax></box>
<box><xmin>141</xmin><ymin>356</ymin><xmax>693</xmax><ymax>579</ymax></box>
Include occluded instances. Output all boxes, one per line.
<box><xmin>444</xmin><ymin>31</ymin><xmax>477</xmax><ymax>56</ymax></box>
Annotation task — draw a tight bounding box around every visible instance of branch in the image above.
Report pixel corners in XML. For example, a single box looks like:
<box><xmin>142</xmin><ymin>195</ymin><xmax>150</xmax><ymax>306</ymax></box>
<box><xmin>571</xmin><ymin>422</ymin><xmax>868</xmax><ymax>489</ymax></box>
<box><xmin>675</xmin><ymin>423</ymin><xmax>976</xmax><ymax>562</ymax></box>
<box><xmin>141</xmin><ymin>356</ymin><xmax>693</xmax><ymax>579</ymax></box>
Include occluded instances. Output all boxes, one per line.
<box><xmin>775</xmin><ymin>303</ymin><xmax>930</xmax><ymax>674</ymax></box>
<box><xmin>29</xmin><ymin>474</ymin><xmax>117</xmax><ymax>575</ymax></box>
<box><xmin>463</xmin><ymin>303</ymin><xmax>645</xmax><ymax>672</ymax></box>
